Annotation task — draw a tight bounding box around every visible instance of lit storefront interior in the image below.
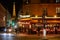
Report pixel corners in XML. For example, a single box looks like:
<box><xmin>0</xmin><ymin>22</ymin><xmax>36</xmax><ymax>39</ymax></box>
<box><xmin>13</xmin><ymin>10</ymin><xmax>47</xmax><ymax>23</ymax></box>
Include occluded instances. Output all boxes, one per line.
<box><xmin>17</xmin><ymin>16</ymin><xmax>60</xmax><ymax>34</ymax></box>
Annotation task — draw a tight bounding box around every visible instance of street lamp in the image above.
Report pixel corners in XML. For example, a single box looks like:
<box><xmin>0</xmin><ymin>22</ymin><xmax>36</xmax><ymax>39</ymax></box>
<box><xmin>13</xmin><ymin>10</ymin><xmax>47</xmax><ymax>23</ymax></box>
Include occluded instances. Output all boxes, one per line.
<box><xmin>42</xmin><ymin>8</ymin><xmax>48</xmax><ymax>40</ymax></box>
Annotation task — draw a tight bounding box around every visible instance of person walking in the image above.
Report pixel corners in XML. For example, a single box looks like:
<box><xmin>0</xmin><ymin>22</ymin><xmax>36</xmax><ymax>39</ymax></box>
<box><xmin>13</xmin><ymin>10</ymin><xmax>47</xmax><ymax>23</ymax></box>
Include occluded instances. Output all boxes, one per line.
<box><xmin>37</xmin><ymin>26</ymin><xmax>41</xmax><ymax>36</ymax></box>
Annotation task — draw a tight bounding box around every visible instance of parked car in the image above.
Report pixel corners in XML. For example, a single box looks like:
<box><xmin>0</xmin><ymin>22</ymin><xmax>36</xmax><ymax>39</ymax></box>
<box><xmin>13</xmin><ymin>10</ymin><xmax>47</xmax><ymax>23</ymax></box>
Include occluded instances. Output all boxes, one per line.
<box><xmin>6</xmin><ymin>27</ymin><xmax>13</xmax><ymax>33</ymax></box>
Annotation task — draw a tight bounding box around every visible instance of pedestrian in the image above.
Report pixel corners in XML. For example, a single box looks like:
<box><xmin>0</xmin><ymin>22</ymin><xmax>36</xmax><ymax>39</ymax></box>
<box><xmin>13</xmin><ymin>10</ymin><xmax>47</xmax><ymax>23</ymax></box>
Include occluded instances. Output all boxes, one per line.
<box><xmin>37</xmin><ymin>26</ymin><xmax>41</xmax><ymax>36</ymax></box>
<box><xmin>54</xmin><ymin>24</ymin><xmax>58</xmax><ymax>34</ymax></box>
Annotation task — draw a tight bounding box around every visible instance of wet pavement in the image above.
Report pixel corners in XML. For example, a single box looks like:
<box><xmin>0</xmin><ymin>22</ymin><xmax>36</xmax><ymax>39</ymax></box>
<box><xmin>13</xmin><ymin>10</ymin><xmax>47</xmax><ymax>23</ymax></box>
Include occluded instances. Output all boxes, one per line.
<box><xmin>0</xmin><ymin>33</ymin><xmax>60</xmax><ymax>40</ymax></box>
<box><xmin>0</xmin><ymin>33</ymin><xmax>16</xmax><ymax>40</ymax></box>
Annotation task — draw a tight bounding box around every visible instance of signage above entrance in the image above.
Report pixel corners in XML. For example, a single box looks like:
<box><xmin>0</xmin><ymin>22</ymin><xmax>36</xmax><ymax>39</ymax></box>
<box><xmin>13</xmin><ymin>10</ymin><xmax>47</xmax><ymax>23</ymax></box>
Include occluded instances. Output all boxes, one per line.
<box><xmin>20</xmin><ymin>15</ymin><xmax>30</xmax><ymax>18</ymax></box>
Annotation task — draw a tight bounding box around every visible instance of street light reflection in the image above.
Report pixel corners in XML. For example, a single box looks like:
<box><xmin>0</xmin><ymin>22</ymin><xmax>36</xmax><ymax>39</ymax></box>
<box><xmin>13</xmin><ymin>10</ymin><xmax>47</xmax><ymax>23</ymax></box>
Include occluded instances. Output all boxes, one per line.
<box><xmin>0</xmin><ymin>33</ymin><xmax>15</xmax><ymax>40</ymax></box>
<box><xmin>3</xmin><ymin>33</ymin><xmax>6</xmax><ymax>35</ymax></box>
<box><xmin>0</xmin><ymin>33</ymin><xmax>15</xmax><ymax>36</ymax></box>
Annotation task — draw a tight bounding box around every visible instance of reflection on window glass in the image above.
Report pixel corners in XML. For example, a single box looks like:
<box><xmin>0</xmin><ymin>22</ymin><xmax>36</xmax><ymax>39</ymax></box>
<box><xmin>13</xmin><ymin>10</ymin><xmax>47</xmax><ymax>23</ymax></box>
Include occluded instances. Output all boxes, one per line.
<box><xmin>56</xmin><ymin>0</ymin><xmax>60</xmax><ymax>3</ymax></box>
<box><xmin>56</xmin><ymin>7</ymin><xmax>60</xmax><ymax>17</ymax></box>
<box><xmin>56</xmin><ymin>8</ymin><xmax>60</xmax><ymax>13</ymax></box>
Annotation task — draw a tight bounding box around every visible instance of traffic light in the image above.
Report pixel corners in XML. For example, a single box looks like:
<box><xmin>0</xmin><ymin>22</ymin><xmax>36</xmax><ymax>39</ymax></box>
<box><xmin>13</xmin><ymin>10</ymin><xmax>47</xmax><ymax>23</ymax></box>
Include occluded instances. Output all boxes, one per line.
<box><xmin>12</xmin><ymin>20</ymin><xmax>16</xmax><ymax>27</ymax></box>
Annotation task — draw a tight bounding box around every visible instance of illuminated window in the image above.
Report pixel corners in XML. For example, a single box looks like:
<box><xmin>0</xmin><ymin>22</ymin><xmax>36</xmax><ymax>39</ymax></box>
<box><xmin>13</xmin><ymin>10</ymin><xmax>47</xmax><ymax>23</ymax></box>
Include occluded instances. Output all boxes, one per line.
<box><xmin>56</xmin><ymin>8</ymin><xmax>60</xmax><ymax>13</ymax></box>
<box><xmin>56</xmin><ymin>0</ymin><xmax>60</xmax><ymax>3</ymax></box>
<box><xmin>56</xmin><ymin>7</ymin><xmax>60</xmax><ymax>17</ymax></box>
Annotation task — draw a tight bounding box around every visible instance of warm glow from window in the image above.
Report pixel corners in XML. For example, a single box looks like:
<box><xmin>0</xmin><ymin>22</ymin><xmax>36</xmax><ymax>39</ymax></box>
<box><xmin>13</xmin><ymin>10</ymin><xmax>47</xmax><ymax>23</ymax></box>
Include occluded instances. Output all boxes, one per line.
<box><xmin>3</xmin><ymin>16</ymin><xmax>6</xmax><ymax>21</ymax></box>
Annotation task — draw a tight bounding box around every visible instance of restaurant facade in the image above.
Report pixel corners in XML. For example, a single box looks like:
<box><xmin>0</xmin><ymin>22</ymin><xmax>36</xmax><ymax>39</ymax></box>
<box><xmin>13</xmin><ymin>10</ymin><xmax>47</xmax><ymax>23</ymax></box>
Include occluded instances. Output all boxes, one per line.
<box><xmin>17</xmin><ymin>0</ymin><xmax>60</xmax><ymax>34</ymax></box>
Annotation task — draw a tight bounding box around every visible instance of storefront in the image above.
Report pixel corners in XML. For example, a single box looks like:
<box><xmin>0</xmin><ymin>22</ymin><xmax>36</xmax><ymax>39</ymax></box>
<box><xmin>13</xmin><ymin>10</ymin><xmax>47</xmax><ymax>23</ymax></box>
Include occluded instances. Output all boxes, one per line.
<box><xmin>17</xmin><ymin>17</ymin><xmax>60</xmax><ymax>34</ymax></box>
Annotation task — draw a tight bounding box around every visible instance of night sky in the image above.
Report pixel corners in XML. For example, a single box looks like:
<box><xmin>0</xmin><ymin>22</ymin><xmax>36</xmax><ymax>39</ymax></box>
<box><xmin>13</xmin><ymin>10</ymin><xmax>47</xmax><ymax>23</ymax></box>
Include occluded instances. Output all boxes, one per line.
<box><xmin>0</xmin><ymin>0</ymin><xmax>23</xmax><ymax>17</ymax></box>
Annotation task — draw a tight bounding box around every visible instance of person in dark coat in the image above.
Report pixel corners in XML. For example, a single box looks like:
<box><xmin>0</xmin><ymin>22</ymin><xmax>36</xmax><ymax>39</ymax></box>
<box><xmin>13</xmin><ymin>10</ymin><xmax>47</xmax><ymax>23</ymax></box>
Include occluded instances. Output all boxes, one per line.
<box><xmin>37</xmin><ymin>26</ymin><xmax>41</xmax><ymax>36</ymax></box>
<box><xmin>54</xmin><ymin>24</ymin><xmax>58</xmax><ymax>34</ymax></box>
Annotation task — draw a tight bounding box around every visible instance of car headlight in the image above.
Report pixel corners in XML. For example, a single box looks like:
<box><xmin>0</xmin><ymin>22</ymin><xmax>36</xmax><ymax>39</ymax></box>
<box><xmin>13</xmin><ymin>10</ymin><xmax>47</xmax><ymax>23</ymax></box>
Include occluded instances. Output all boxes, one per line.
<box><xmin>8</xmin><ymin>29</ymin><xmax>12</xmax><ymax>32</ymax></box>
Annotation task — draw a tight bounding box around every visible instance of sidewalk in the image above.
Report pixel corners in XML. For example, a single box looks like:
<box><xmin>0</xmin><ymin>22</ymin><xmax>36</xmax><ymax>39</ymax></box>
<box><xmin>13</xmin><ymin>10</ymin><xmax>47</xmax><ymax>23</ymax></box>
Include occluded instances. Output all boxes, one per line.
<box><xmin>0</xmin><ymin>33</ymin><xmax>60</xmax><ymax>40</ymax></box>
<box><xmin>16</xmin><ymin>33</ymin><xmax>60</xmax><ymax>38</ymax></box>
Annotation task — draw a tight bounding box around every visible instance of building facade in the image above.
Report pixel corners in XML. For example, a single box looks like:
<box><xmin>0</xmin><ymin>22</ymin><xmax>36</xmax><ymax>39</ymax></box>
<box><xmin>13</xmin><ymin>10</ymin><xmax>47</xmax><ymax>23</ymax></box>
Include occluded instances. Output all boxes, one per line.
<box><xmin>22</xmin><ymin>0</ymin><xmax>60</xmax><ymax>17</ymax></box>
<box><xmin>0</xmin><ymin>3</ymin><xmax>8</xmax><ymax>27</ymax></box>
<box><xmin>17</xmin><ymin>0</ymin><xmax>60</xmax><ymax>27</ymax></box>
<box><xmin>17</xmin><ymin>0</ymin><xmax>60</xmax><ymax>34</ymax></box>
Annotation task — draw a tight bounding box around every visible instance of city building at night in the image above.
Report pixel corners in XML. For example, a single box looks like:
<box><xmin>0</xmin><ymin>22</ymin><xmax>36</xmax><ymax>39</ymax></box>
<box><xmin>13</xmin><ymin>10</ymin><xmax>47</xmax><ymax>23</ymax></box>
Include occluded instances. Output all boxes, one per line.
<box><xmin>0</xmin><ymin>0</ymin><xmax>60</xmax><ymax>40</ymax></box>
<box><xmin>17</xmin><ymin>0</ymin><xmax>60</xmax><ymax>34</ymax></box>
<box><xmin>0</xmin><ymin>3</ymin><xmax>8</xmax><ymax>27</ymax></box>
<box><xmin>0</xmin><ymin>0</ymin><xmax>60</xmax><ymax>34</ymax></box>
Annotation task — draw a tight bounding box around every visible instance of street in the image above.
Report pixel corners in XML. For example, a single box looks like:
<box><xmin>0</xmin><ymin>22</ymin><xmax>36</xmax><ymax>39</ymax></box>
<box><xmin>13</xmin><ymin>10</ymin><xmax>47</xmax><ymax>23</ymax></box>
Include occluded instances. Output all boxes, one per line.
<box><xmin>0</xmin><ymin>33</ymin><xmax>60</xmax><ymax>40</ymax></box>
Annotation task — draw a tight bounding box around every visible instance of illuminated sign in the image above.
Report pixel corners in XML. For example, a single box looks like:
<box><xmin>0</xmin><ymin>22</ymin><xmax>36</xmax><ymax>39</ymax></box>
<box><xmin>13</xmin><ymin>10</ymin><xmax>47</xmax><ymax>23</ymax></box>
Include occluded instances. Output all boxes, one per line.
<box><xmin>20</xmin><ymin>15</ymin><xmax>30</xmax><ymax>18</ymax></box>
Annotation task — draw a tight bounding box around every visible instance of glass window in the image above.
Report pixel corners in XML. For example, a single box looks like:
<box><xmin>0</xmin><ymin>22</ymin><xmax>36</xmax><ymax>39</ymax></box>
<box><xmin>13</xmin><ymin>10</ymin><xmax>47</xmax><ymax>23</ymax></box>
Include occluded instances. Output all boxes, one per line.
<box><xmin>56</xmin><ymin>7</ymin><xmax>60</xmax><ymax>17</ymax></box>
<box><xmin>56</xmin><ymin>0</ymin><xmax>60</xmax><ymax>3</ymax></box>
<box><xmin>56</xmin><ymin>7</ymin><xmax>60</xmax><ymax>13</ymax></box>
